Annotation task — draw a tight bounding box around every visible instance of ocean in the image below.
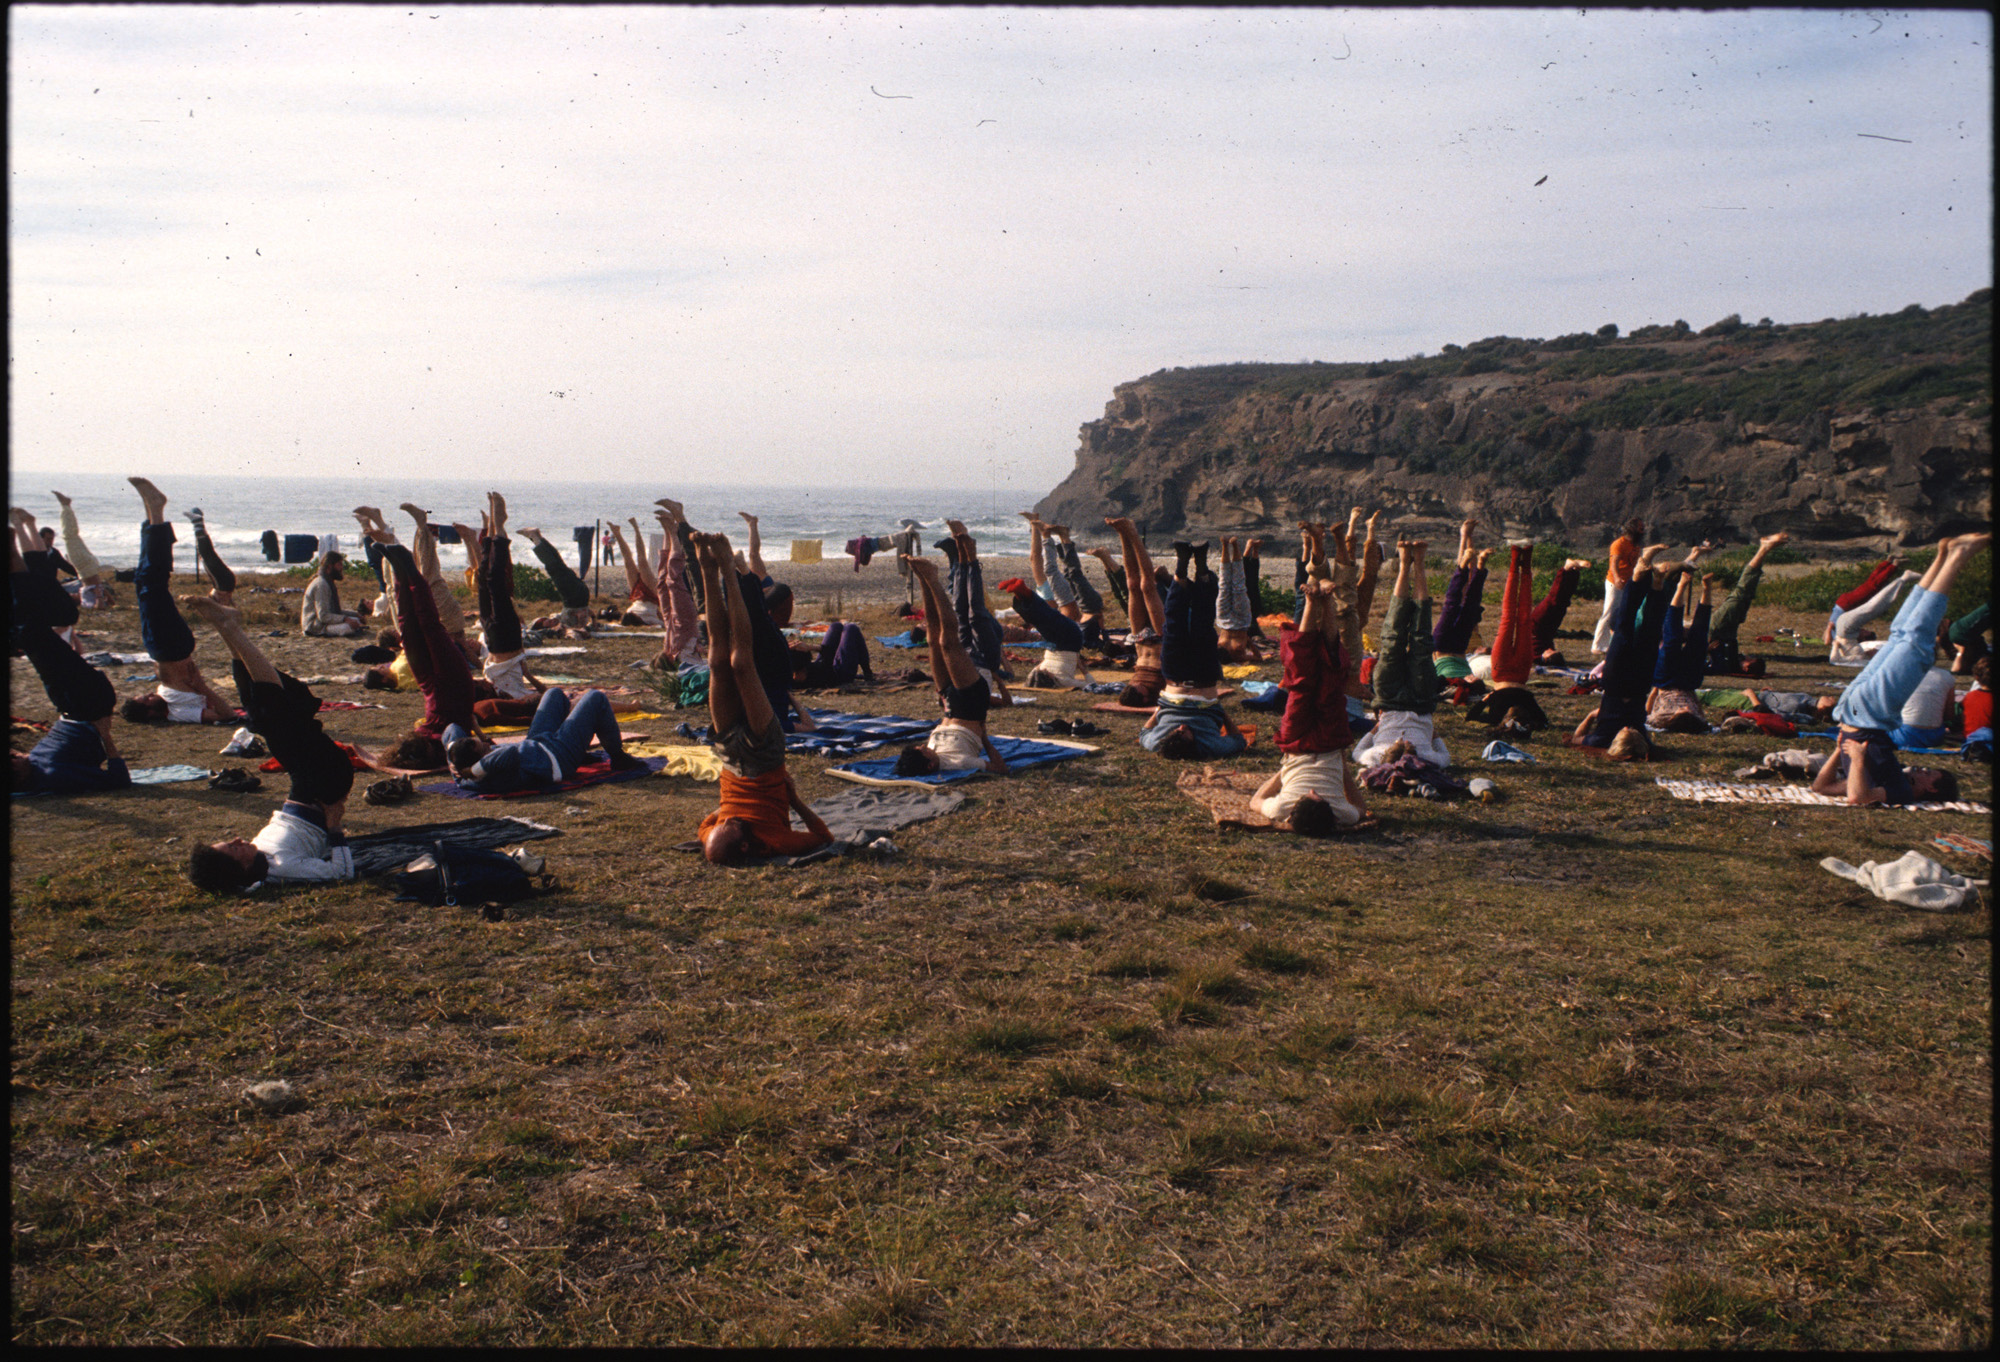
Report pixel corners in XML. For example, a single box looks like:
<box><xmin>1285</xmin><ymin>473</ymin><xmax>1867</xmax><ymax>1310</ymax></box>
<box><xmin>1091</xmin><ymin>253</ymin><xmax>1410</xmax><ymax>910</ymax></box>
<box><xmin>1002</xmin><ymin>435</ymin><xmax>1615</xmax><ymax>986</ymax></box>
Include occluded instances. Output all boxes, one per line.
<box><xmin>7</xmin><ymin>472</ymin><xmax>1046</xmax><ymax>576</ymax></box>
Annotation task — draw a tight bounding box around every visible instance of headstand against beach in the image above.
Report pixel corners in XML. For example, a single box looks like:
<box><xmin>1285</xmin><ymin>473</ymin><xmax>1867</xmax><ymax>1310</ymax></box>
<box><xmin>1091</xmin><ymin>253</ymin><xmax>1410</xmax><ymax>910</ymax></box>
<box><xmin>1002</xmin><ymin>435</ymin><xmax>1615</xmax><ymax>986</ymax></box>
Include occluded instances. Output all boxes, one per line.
<box><xmin>361</xmin><ymin>518</ymin><xmax>484</xmax><ymax>770</ymax></box>
<box><xmin>183</xmin><ymin>596</ymin><xmax>358</xmax><ymax>892</ymax></box>
<box><xmin>692</xmin><ymin>531</ymin><xmax>834</xmax><ymax>863</ymax></box>
<box><xmin>9</xmin><ymin>521</ymin><xmax>130</xmax><ymax>793</ymax></box>
<box><xmin>1812</xmin><ymin>533</ymin><xmax>1988</xmax><ymax>805</ymax></box>
<box><xmin>120</xmin><ymin>479</ymin><xmax>238</xmax><ymax>726</ymax></box>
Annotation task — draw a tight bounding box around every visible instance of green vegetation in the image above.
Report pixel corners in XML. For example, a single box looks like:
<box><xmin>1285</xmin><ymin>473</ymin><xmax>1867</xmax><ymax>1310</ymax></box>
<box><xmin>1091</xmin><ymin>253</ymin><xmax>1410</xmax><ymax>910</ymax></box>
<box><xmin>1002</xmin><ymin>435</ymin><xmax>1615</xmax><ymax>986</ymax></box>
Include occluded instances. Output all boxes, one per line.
<box><xmin>1133</xmin><ymin>291</ymin><xmax>1990</xmax><ymax>492</ymax></box>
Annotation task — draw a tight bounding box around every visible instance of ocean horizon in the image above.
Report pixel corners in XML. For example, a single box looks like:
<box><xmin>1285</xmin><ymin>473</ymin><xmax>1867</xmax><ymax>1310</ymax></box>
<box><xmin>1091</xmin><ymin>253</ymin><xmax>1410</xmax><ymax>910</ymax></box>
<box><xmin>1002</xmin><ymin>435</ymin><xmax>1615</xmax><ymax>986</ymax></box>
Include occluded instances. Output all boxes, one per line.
<box><xmin>6</xmin><ymin>471</ymin><xmax>1052</xmax><ymax>575</ymax></box>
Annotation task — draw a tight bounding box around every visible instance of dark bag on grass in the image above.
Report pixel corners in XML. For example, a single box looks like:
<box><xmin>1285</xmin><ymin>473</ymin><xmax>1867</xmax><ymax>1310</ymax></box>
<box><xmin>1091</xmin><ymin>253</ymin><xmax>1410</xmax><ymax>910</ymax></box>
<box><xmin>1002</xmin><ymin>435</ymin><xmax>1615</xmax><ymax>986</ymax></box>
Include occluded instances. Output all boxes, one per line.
<box><xmin>391</xmin><ymin>841</ymin><xmax>553</xmax><ymax>918</ymax></box>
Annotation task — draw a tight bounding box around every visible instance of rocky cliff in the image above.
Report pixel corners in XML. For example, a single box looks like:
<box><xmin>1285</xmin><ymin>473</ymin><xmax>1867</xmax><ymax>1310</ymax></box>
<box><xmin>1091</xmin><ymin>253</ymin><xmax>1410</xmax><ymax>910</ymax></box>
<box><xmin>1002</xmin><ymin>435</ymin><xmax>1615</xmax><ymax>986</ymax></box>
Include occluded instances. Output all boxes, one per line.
<box><xmin>1036</xmin><ymin>296</ymin><xmax>1991</xmax><ymax>551</ymax></box>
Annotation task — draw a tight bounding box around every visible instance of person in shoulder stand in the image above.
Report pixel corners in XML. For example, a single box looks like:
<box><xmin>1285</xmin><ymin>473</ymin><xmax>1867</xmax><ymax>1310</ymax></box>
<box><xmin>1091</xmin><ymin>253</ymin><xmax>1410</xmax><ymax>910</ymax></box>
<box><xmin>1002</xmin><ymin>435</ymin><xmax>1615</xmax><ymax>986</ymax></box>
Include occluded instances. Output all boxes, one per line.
<box><xmin>119</xmin><ymin>478</ymin><xmax>239</xmax><ymax>726</ymax></box>
<box><xmin>183</xmin><ymin>596</ymin><xmax>358</xmax><ymax>891</ymax></box>
<box><xmin>1812</xmin><ymin>534</ymin><xmax>1988</xmax><ymax>805</ymax></box>
<box><xmin>1250</xmin><ymin>569</ymin><xmax>1367</xmax><ymax>834</ymax></box>
<box><xmin>692</xmin><ymin>530</ymin><xmax>835</xmax><ymax>863</ymax></box>
<box><xmin>891</xmin><ymin>555</ymin><xmax>1011</xmax><ymax>777</ymax></box>
<box><xmin>9</xmin><ymin>516</ymin><xmax>130</xmax><ymax>793</ymax></box>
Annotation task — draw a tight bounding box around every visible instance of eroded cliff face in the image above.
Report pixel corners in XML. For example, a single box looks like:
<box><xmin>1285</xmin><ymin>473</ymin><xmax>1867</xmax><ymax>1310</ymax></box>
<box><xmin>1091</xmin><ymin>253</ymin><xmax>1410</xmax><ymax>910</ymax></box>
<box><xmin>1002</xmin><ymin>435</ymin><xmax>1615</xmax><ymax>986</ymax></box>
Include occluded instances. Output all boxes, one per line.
<box><xmin>1035</xmin><ymin>357</ymin><xmax>1990</xmax><ymax>551</ymax></box>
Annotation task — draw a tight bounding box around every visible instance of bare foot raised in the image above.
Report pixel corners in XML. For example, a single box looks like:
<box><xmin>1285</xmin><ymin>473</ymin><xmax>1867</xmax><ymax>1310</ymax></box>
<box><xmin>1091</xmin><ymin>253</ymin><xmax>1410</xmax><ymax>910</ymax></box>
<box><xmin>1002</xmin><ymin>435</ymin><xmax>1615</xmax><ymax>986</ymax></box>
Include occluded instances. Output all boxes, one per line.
<box><xmin>180</xmin><ymin>594</ymin><xmax>240</xmax><ymax>626</ymax></box>
<box><xmin>128</xmin><ymin>477</ymin><xmax>168</xmax><ymax>523</ymax></box>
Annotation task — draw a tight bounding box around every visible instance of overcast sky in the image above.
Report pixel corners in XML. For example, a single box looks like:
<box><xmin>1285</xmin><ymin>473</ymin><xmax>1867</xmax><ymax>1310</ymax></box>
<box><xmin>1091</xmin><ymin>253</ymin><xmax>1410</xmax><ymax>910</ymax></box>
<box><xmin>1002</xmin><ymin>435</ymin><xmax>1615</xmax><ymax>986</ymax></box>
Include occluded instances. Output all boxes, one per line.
<box><xmin>9</xmin><ymin>5</ymin><xmax>1991</xmax><ymax>494</ymax></box>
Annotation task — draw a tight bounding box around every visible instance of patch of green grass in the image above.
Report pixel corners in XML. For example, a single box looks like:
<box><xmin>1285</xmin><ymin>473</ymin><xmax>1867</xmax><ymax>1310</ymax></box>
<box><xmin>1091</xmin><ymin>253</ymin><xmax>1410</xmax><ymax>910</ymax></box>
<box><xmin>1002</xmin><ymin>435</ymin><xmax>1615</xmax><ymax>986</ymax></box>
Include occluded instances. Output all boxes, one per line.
<box><xmin>962</xmin><ymin>1020</ymin><xmax>1058</xmax><ymax>1057</ymax></box>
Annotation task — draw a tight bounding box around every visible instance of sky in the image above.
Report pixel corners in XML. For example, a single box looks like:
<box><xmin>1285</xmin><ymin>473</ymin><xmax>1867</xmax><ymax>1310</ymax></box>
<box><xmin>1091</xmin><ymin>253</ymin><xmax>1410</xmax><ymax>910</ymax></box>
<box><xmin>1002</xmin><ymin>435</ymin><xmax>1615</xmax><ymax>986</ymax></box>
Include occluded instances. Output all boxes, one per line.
<box><xmin>8</xmin><ymin>5</ymin><xmax>1992</xmax><ymax>495</ymax></box>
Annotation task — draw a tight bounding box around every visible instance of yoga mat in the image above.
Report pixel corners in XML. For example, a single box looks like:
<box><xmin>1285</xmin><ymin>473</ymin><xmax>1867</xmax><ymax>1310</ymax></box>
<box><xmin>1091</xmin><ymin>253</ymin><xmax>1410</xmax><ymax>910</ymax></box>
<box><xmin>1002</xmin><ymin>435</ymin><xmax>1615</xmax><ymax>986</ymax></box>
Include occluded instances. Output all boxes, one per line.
<box><xmin>1652</xmin><ymin>777</ymin><xmax>1988</xmax><ymax>814</ymax></box>
<box><xmin>828</xmin><ymin>735</ymin><xmax>1099</xmax><ymax>787</ymax></box>
<box><xmin>419</xmin><ymin>756</ymin><xmax>668</xmax><ymax>800</ymax></box>
<box><xmin>129</xmin><ymin>764</ymin><xmax>215</xmax><ymax>785</ymax></box>
<box><xmin>676</xmin><ymin>708</ymin><xmax>938</xmax><ymax>757</ymax></box>
<box><xmin>1175</xmin><ymin>767</ymin><xmax>1379</xmax><ymax>834</ymax></box>
<box><xmin>345</xmin><ymin>815</ymin><xmax>561</xmax><ymax>878</ymax></box>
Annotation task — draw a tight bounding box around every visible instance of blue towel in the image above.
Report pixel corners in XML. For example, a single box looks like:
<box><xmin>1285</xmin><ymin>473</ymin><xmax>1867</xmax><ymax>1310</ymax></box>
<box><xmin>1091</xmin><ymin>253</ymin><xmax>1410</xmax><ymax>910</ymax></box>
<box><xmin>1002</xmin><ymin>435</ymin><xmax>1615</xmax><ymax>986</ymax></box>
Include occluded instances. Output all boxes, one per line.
<box><xmin>874</xmin><ymin>631</ymin><xmax>923</xmax><ymax>649</ymax></box>
<box><xmin>832</xmin><ymin>734</ymin><xmax>1093</xmax><ymax>785</ymax></box>
<box><xmin>1480</xmin><ymin>740</ymin><xmax>1538</xmax><ymax>764</ymax></box>
<box><xmin>675</xmin><ymin>708</ymin><xmax>938</xmax><ymax>756</ymax></box>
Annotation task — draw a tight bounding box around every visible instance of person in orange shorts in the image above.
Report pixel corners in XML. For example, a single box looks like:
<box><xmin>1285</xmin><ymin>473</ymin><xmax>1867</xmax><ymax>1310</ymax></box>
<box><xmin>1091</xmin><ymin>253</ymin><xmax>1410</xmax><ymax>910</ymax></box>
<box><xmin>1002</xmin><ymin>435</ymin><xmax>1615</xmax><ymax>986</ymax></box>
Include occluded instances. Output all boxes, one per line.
<box><xmin>691</xmin><ymin>529</ymin><xmax>834</xmax><ymax>864</ymax></box>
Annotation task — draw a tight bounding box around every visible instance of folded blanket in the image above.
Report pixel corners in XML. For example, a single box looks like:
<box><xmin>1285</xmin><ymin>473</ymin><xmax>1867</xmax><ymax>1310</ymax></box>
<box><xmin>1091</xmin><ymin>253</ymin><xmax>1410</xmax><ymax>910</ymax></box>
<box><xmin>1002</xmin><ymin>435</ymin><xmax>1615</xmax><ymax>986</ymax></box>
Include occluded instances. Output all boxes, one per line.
<box><xmin>623</xmin><ymin>744</ymin><xmax>725</xmax><ymax>780</ymax></box>
<box><xmin>677</xmin><ymin>708</ymin><xmax>939</xmax><ymax>756</ymax></box>
<box><xmin>418</xmin><ymin>756</ymin><xmax>668</xmax><ymax>800</ymax></box>
<box><xmin>1222</xmin><ymin>663</ymin><xmax>1264</xmax><ymax>680</ymax></box>
<box><xmin>1175</xmin><ymin>766</ymin><xmax>1380</xmax><ymax>834</ymax></box>
<box><xmin>129</xmin><ymin>763</ymin><xmax>215</xmax><ymax>785</ymax></box>
<box><xmin>828</xmin><ymin>735</ymin><xmax>1098</xmax><ymax>786</ymax></box>
<box><xmin>523</xmin><ymin>645</ymin><xmax>589</xmax><ymax>656</ymax></box>
<box><xmin>1653</xmin><ymin>777</ymin><xmax>1988</xmax><ymax>814</ymax></box>
<box><xmin>345</xmin><ymin>815</ymin><xmax>561</xmax><ymax>877</ymax></box>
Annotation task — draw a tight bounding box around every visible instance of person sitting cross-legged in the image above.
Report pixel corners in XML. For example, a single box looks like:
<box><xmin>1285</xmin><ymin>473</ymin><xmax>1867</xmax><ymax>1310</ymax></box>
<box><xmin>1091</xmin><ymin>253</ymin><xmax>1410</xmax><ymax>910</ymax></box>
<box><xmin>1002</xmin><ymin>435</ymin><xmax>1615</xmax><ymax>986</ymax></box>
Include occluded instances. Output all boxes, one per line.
<box><xmin>690</xmin><ymin>531</ymin><xmax>835</xmax><ymax>863</ymax></box>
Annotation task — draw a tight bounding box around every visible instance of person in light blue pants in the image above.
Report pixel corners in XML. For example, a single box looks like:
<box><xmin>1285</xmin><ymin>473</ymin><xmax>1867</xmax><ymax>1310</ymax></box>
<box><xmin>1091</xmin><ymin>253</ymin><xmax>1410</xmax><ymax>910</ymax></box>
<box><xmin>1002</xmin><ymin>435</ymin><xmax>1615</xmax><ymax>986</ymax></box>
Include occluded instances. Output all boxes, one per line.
<box><xmin>1816</xmin><ymin>534</ymin><xmax>1988</xmax><ymax>805</ymax></box>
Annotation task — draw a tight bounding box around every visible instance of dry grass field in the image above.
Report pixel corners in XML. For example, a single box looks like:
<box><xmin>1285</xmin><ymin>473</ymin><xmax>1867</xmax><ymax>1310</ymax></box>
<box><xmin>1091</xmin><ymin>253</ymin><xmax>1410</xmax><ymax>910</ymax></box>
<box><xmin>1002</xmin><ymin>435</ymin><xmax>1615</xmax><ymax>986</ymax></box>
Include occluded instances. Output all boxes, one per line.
<box><xmin>10</xmin><ymin>555</ymin><xmax>1991</xmax><ymax>1347</ymax></box>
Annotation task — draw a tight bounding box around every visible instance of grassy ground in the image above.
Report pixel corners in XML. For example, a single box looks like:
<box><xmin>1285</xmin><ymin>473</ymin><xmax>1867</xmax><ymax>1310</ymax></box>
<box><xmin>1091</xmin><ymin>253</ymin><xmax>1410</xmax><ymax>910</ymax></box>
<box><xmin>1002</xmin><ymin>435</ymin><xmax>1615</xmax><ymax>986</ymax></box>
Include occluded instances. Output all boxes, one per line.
<box><xmin>11</xmin><ymin>563</ymin><xmax>1991</xmax><ymax>1347</ymax></box>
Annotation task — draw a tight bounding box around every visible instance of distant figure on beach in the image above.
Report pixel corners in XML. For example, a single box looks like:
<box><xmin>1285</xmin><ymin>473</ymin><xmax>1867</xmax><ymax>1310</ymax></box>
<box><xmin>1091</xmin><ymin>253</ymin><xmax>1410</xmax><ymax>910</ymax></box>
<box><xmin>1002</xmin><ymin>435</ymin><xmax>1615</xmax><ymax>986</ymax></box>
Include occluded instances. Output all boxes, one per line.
<box><xmin>301</xmin><ymin>547</ymin><xmax>366</xmax><ymax>638</ymax></box>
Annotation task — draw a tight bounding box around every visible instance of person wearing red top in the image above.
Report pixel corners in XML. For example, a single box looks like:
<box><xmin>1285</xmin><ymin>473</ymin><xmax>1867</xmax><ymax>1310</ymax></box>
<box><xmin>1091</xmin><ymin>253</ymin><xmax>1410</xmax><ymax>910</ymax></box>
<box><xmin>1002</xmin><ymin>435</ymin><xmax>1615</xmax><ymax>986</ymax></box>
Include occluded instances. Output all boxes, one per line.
<box><xmin>1250</xmin><ymin>542</ymin><xmax>1366</xmax><ymax>835</ymax></box>
<box><xmin>692</xmin><ymin>530</ymin><xmax>833</xmax><ymax>864</ymax></box>
<box><xmin>1961</xmin><ymin>657</ymin><xmax>1992</xmax><ymax>735</ymax></box>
